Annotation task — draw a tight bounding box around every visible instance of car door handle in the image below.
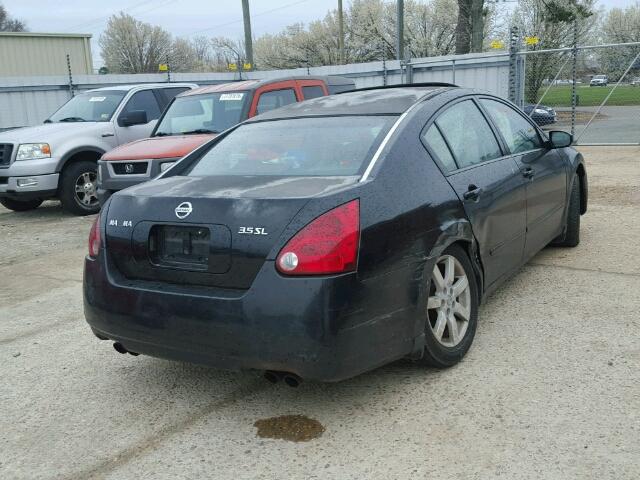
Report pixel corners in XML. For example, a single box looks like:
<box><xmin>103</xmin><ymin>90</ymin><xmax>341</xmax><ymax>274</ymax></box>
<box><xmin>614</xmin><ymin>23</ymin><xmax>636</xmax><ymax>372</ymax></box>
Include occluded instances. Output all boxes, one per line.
<box><xmin>522</xmin><ymin>167</ymin><xmax>535</xmax><ymax>179</ymax></box>
<box><xmin>101</xmin><ymin>132</ymin><xmax>115</xmax><ymax>137</ymax></box>
<box><xmin>463</xmin><ymin>185</ymin><xmax>483</xmax><ymax>201</ymax></box>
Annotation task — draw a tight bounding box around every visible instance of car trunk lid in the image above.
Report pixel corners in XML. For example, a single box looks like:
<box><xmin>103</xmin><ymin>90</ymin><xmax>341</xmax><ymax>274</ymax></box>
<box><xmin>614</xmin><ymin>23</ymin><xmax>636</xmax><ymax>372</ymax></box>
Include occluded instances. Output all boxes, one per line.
<box><xmin>104</xmin><ymin>175</ymin><xmax>358</xmax><ymax>289</ymax></box>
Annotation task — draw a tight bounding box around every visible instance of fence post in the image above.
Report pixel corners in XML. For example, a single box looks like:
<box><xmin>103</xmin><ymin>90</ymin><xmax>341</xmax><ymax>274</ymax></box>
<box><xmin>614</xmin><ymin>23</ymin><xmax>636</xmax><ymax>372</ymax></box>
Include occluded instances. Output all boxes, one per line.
<box><xmin>570</xmin><ymin>19</ymin><xmax>578</xmax><ymax>138</ymax></box>
<box><xmin>508</xmin><ymin>26</ymin><xmax>519</xmax><ymax>103</ymax></box>
<box><xmin>66</xmin><ymin>54</ymin><xmax>74</xmax><ymax>98</ymax></box>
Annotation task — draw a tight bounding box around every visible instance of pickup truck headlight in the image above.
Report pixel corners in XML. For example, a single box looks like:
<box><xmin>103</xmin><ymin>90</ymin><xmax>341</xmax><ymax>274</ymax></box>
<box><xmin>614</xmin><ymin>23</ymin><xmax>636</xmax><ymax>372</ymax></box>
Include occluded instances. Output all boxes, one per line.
<box><xmin>16</xmin><ymin>143</ymin><xmax>51</xmax><ymax>160</ymax></box>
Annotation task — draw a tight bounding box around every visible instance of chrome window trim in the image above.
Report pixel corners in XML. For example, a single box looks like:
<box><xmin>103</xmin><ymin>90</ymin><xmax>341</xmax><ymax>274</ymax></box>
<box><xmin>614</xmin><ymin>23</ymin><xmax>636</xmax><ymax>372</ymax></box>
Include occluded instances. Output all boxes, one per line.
<box><xmin>360</xmin><ymin>102</ymin><xmax>421</xmax><ymax>182</ymax></box>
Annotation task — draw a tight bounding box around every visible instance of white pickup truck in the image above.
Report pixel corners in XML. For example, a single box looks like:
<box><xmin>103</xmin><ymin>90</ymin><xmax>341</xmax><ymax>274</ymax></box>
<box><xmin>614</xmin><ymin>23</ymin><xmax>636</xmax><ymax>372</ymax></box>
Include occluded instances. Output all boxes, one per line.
<box><xmin>0</xmin><ymin>83</ymin><xmax>195</xmax><ymax>215</ymax></box>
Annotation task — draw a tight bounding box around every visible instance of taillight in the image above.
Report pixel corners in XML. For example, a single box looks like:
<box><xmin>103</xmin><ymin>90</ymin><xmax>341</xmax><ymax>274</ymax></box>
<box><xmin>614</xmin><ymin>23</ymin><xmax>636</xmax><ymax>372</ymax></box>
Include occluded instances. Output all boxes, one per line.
<box><xmin>88</xmin><ymin>215</ymin><xmax>101</xmax><ymax>258</ymax></box>
<box><xmin>276</xmin><ymin>200</ymin><xmax>359</xmax><ymax>276</ymax></box>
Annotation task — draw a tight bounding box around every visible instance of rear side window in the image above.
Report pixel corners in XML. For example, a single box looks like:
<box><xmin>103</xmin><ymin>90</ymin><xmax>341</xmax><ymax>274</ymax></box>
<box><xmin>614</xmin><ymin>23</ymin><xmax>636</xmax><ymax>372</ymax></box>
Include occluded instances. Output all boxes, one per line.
<box><xmin>422</xmin><ymin>125</ymin><xmax>457</xmax><ymax>172</ymax></box>
<box><xmin>159</xmin><ymin>87</ymin><xmax>191</xmax><ymax>105</ymax></box>
<box><xmin>185</xmin><ymin>116</ymin><xmax>396</xmax><ymax>177</ymax></box>
<box><xmin>480</xmin><ymin>99</ymin><xmax>542</xmax><ymax>154</ymax></box>
<box><xmin>302</xmin><ymin>86</ymin><xmax>325</xmax><ymax>100</ymax></box>
<box><xmin>121</xmin><ymin>90</ymin><xmax>161</xmax><ymax>121</ymax></box>
<box><xmin>436</xmin><ymin>100</ymin><xmax>502</xmax><ymax>169</ymax></box>
<box><xmin>256</xmin><ymin>89</ymin><xmax>297</xmax><ymax>115</ymax></box>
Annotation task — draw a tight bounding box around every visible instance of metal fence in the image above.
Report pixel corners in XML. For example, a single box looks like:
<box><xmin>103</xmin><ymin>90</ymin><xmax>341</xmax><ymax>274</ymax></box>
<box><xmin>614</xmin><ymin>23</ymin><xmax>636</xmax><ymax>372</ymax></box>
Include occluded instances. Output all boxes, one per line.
<box><xmin>0</xmin><ymin>52</ymin><xmax>510</xmax><ymax>131</ymax></box>
<box><xmin>511</xmin><ymin>28</ymin><xmax>640</xmax><ymax>145</ymax></box>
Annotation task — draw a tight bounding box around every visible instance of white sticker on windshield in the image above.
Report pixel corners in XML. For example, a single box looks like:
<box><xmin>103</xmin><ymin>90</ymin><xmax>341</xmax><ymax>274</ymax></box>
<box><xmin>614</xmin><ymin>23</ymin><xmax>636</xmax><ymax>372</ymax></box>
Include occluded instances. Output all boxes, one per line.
<box><xmin>220</xmin><ymin>93</ymin><xmax>244</xmax><ymax>101</ymax></box>
<box><xmin>89</xmin><ymin>96</ymin><xmax>106</xmax><ymax>102</ymax></box>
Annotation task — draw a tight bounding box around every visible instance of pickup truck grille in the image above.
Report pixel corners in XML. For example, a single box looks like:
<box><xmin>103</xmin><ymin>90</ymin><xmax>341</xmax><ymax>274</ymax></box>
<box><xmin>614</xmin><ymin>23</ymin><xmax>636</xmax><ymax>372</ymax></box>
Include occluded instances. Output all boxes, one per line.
<box><xmin>112</xmin><ymin>161</ymin><xmax>148</xmax><ymax>175</ymax></box>
<box><xmin>0</xmin><ymin>143</ymin><xmax>13</xmax><ymax>167</ymax></box>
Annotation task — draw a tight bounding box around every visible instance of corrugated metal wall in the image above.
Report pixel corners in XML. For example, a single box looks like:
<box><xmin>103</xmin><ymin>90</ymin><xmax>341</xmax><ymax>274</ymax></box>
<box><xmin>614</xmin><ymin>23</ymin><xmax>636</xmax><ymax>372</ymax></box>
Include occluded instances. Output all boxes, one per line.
<box><xmin>0</xmin><ymin>52</ymin><xmax>509</xmax><ymax>130</ymax></box>
<box><xmin>0</xmin><ymin>33</ymin><xmax>93</xmax><ymax>77</ymax></box>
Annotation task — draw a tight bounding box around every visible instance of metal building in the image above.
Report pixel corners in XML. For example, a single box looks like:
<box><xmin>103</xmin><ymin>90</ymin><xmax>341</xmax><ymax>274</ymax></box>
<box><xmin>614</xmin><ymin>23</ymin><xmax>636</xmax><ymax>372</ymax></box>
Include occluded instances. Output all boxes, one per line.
<box><xmin>0</xmin><ymin>32</ymin><xmax>93</xmax><ymax>77</ymax></box>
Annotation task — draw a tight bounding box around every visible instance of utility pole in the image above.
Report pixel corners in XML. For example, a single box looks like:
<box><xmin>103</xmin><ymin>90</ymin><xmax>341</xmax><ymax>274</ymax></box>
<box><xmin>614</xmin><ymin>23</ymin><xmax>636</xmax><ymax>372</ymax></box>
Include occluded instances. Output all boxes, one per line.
<box><xmin>396</xmin><ymin>0</ymin><xmax>404</xmax><ymax>60</ymax></box>
<box><xmin>338</xmin><ymin>0</ymin><xmax>345</xmax><ymax>64</ymax></box>
<box><xmin>470</xmin><ymin>0</ymin><xmax>484</xmax><ymax>53</ymax></box>
<box><xmin>241</xmin><ymin>0</ymin><xmax>254</xmax><ymax>69</ymax></box>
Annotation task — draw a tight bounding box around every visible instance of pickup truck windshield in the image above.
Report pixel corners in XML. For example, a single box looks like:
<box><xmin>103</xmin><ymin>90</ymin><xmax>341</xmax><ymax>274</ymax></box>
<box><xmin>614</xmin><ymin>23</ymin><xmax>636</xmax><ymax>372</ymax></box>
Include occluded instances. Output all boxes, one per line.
<box><xmin>185</xmin><ymin>116</ymin><xmax>396</xmax><ymax>177</ymax></box>
<box><xmin>154</xmin><ymin>92</ymin><xmax>249</xmax><ymax>136</ymax></box>
<box><xmin>48</xmin><ymin>90</ymin><xmax>126</xmax><ymax>123</ymax></box>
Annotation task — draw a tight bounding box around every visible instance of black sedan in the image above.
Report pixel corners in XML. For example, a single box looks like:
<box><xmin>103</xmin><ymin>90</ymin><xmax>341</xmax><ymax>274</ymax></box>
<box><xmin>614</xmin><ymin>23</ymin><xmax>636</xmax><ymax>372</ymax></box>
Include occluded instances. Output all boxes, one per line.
<box><xmin>84</xmin><ymin>85</ymin><xmax>588</xmax><ymax>383</ymax></box>
<box><xmin>523</xmin><ymin>104</ymin><xmax>557</xmax><ymax>126</ymax></box>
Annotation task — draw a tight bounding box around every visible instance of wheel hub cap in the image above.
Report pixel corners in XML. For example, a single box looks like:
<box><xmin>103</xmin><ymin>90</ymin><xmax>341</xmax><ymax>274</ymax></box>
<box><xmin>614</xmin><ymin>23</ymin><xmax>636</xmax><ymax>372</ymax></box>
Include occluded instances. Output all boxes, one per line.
<box><xmin>426</xmin><ymin>254</ymin><xmax>472</xmax><ymax>348</ymax></box>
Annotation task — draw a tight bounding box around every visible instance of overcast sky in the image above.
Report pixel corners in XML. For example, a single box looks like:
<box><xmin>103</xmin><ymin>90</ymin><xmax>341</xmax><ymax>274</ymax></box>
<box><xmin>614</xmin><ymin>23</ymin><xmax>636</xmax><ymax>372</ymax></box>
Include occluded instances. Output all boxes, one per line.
<box><xmin>4</xmin><ymin>0</ymin><xmax>638</xmax><ymax>68</ymax></box>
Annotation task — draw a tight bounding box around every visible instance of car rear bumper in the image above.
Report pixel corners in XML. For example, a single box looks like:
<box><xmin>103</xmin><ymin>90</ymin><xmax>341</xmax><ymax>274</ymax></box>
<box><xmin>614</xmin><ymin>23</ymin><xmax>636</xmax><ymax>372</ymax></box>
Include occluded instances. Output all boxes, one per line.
<box><xmin>83</xmin><ymin>254</ymin><xmax>417</xmax><ymax>382</ymax></box>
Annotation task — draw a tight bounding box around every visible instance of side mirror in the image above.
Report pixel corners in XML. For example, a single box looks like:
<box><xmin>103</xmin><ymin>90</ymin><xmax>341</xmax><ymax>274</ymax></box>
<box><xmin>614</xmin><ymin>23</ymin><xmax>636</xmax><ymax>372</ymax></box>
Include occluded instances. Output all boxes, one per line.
<box><xmin>548</xmin><ymin>130</ymin><xmax>572</xmax><ymax>148</ymax></box>
<box><xmin>119</xmin><ymin>110</ymin><xmax>148</xmax><ymax>127</ymax></box>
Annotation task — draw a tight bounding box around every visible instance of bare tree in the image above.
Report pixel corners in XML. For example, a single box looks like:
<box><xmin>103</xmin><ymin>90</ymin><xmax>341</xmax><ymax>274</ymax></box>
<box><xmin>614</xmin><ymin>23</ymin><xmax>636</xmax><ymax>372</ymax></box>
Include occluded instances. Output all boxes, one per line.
<box><xmin>0</xmin><ymin>3</ymin><xmax>27</xmax><ymax>31</ymax></box>
<box><xmin>99</xmin><ymin>12</ymin><xmax>172</xmax><ymax>73</ymax></box>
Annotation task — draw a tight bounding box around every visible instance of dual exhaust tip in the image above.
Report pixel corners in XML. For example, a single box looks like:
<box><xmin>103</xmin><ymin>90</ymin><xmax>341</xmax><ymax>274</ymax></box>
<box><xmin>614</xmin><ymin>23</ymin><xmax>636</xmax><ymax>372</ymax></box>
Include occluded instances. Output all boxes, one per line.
<box><xmin>113</xmin><ymin>343</ymin><xmax>301</xmax><ymax>386</ymax></box>
<box><xmin>264</xmin><ymin>370</ymin><xmax>302</xmax><ymax>387</ymax></box>
<box><xmin>113</xmin><ymin>342</ymin><xmax>139</xmax><ymax>356</ymax></box>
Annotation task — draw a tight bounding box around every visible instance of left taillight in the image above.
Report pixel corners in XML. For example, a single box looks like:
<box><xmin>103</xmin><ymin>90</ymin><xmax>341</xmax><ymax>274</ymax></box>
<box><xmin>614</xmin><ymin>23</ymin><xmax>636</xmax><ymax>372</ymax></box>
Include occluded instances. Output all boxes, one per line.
<box><xmin>88</xmin><ymin>215</ymin><xmax>101</xmax><ymax>258</ymax></box>
<box><xmin>276</xmin><ymin>199</ymin><xmax>360</xmax><ymax>276</ymax></box>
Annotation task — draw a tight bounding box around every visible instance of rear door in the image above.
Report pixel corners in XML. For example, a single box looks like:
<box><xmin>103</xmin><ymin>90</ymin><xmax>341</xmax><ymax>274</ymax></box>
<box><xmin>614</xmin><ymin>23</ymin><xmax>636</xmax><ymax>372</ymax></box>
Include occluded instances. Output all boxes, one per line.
<box><xmin>426</xmin><ymin>98</ymin><xmax>528</xmax><ymax>288</ymax></box>
<box><xmin>479</xmin><ymin>98</ymin><xmax>567</xmax><ymax>259</ymax></box>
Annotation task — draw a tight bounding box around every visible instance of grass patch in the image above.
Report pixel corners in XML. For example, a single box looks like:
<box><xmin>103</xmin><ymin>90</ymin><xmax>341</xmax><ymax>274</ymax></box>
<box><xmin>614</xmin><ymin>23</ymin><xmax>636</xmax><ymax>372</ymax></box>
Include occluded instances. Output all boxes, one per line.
<box><xmin>533</xmin><ymin>85</ymin><xmax>640</xmax><ymax>107</ymax></box>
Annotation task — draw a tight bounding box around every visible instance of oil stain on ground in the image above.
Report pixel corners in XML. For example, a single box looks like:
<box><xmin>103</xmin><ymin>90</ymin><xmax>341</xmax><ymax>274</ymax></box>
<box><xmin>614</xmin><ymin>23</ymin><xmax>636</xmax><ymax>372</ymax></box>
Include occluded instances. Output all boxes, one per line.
<box><xmin>254</xmin><ymin>415</ymin><xmax>325</xmax><ymax>442</ymax></box>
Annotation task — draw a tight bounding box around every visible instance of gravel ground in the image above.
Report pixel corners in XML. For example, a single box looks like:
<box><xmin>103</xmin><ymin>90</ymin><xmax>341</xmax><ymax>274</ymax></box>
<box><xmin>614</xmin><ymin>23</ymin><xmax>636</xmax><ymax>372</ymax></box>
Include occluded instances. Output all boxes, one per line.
<box><xmin>1</xmin><ymin>147</ymin><xmax>638</xmax><ymax>480</ymax></box>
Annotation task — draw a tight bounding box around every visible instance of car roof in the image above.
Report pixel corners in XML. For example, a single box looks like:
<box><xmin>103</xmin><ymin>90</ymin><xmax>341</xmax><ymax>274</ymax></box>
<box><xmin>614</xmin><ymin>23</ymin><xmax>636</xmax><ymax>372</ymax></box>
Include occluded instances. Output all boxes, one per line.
<box><xmin>87</xmin><ymin>83</ymin><xmax>197</xmax><ymax>92</ymax></box>
<box><xmin>179</xmin><ymin>75</ymin><xmax>354</xmax><ymax>97</ymax></box>
<box><xmin>245</xmin><ymin>85</ymin><xmax>456</xmax><ymax>121</ymax></box>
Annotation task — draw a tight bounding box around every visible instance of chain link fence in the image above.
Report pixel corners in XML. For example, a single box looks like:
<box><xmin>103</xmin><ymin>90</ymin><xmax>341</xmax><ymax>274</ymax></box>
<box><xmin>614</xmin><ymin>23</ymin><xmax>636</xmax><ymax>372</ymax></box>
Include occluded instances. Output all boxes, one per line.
<box><xmin>512</xmin><ymin>33</ymin><xmax>640</xmax><ymax>145</ymax></box>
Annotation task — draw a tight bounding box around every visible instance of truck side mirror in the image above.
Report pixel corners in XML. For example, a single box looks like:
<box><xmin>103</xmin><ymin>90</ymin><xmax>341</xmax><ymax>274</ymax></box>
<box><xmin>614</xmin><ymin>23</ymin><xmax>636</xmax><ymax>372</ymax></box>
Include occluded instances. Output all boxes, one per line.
<box><xmin>119</xmin><ymin>110</ymin><xmax>148</xmax><ymax>127</ymax></box>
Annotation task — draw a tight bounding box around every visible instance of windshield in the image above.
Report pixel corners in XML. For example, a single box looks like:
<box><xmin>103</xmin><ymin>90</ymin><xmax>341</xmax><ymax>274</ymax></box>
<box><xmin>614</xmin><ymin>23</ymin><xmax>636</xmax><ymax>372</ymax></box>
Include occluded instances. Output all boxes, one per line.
<box><xmin>185</xmin><ymin>116</ymin><xmax>396</xmax><ymax>177</ymax></box>
<box><xmin>594</xmin><ymin>75</ymin><xmax>606</xmax><ymax>79</ymax></box>
<box><xmin>154</xmin><ymin>92</ymin><xmax>249</xmax><ymax>136</ymax></box>
<box><xmin>48</xmin><ymin>90</ymin><xmax>126</xmax><ymax>123</ymax></box>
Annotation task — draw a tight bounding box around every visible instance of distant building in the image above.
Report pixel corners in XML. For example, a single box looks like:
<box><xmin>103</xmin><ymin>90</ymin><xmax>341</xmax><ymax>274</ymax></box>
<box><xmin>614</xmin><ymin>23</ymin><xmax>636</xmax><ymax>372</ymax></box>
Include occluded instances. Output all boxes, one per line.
<box><xmin>0</xmin><ymin>32</ymin><xmax>93</xmax><ymax>77</ymax></box>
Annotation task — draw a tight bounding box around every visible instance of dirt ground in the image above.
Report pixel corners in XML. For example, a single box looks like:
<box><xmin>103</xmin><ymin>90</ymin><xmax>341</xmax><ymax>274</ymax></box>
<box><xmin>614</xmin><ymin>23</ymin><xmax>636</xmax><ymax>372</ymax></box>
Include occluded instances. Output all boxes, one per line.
<box><xmin>1</xmin><ymin>146</ymin><xmax>638</xmax><ymax>480</ymax></box>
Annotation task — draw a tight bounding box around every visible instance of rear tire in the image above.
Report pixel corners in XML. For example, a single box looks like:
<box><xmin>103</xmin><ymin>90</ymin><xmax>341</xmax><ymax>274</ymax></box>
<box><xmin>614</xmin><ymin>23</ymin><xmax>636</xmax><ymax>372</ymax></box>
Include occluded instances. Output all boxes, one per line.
<box><xmin>59</xmin><ymin>160</ymin><xmax>100</xmax><ymax>216</ymax></box>
<box><xmin>552</xmin><ymin>179</ymin><xmax>580</xmax><ymax>247</ymax></box>
<box><xmin>418</xmin><ymin>244</ymin><xmax>479</xmax><ymax>368</ymax></box>
<box><xmin>0</xmin><ymin>197</ymin><xmax>43</xmax><ymax>212</ymax></box>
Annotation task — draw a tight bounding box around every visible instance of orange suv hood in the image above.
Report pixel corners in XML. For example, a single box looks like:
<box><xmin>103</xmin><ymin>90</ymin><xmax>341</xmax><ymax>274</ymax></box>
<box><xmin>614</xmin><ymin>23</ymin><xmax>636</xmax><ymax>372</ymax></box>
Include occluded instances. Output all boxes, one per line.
<box><xmin>102</xmin><ymin>134</ymin><xmax>215</xmax><ymax>161</ymax></box>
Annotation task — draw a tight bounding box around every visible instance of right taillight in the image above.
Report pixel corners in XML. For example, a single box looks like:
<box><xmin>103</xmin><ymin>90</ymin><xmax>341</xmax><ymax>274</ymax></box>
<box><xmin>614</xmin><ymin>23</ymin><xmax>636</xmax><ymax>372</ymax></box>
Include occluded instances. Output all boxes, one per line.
<box><xmin>88</xmin><ymin>215</ymin><xmax>101</xmax><ymax>258</ymax></box>
<box><xmin>276</xmin><ymin>200</ymin><xmax>360</xmax><ymax>276</ymax></box>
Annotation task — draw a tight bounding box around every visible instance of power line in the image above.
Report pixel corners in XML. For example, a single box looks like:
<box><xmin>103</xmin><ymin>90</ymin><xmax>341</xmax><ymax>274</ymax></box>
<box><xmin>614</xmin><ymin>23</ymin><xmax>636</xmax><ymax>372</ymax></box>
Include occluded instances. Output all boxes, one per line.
<box><xmin>64</xmin><ymin>0</ymin><xmax>178</xmax><ymax>33</ymax></box>
<box><xmin>187</xmin><ymin>0</ymin><xmax>313</xmax><ymax>37</ymax></box>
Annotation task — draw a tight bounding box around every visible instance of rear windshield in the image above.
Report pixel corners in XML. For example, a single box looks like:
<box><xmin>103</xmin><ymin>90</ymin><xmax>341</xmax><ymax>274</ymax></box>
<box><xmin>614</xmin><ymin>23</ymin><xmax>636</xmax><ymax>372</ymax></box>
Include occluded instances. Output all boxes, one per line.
<box><xmin>185</xmin><ymin>116</ymin><xmax>396</xmax><ymax>177</ymax></box>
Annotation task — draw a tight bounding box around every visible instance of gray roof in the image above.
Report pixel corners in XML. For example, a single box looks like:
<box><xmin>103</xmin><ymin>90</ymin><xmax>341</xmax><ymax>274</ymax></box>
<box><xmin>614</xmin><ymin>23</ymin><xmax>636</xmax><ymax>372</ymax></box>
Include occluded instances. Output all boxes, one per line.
<box><xmin>87</xmin><ymin>83</ymin><xmax>197</xmax><ymax>92</ymax></box>
<box><xmin>247</xmin><ymin>86</ymin><xmax>452</xmax><ymax>121</ymax></box>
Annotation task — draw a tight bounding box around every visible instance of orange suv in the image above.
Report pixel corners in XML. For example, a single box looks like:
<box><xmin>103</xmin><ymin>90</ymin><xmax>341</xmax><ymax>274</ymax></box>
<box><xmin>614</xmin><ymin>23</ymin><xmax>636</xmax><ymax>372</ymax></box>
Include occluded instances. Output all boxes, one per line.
<box><xmin>97</xmin><ymin>76</ymin><xmax>355</xmax><ymax>204</ymax></box>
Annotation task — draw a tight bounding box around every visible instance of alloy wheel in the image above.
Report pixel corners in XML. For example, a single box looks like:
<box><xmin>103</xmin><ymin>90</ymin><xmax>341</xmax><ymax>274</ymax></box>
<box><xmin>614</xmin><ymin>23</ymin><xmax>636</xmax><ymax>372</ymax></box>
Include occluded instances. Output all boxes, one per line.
<box><xmin>74</xmin><ymin>171</ymin><xmax>98</xmax><ymax>208</ymax></box>
<box><xmin>427</xmin><ymin>254</ymin><xmax>472</xmax><ymax>348</ymax></box>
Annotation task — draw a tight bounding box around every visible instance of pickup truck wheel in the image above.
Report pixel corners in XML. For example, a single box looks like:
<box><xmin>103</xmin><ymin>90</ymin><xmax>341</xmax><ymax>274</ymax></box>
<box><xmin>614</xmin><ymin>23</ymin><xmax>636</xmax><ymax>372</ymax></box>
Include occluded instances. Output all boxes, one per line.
<box><xmin>0</xmin><ymin>197</ymin><xmax>43</xmax><ymax>212</ymax></box>
<box><xmin>60</xmin><ymin>160</ymin><xmax>100</xmax><ymax>215</ymax></box>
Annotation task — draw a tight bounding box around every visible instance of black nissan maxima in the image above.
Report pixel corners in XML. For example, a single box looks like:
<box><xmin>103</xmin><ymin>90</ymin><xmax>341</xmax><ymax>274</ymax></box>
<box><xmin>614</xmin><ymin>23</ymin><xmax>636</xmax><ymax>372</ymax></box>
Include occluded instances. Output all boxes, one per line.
<box><xmin>84</xmin><ymin>85</ymin><xmax>588</xmax><ymax>383</ymax></box>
